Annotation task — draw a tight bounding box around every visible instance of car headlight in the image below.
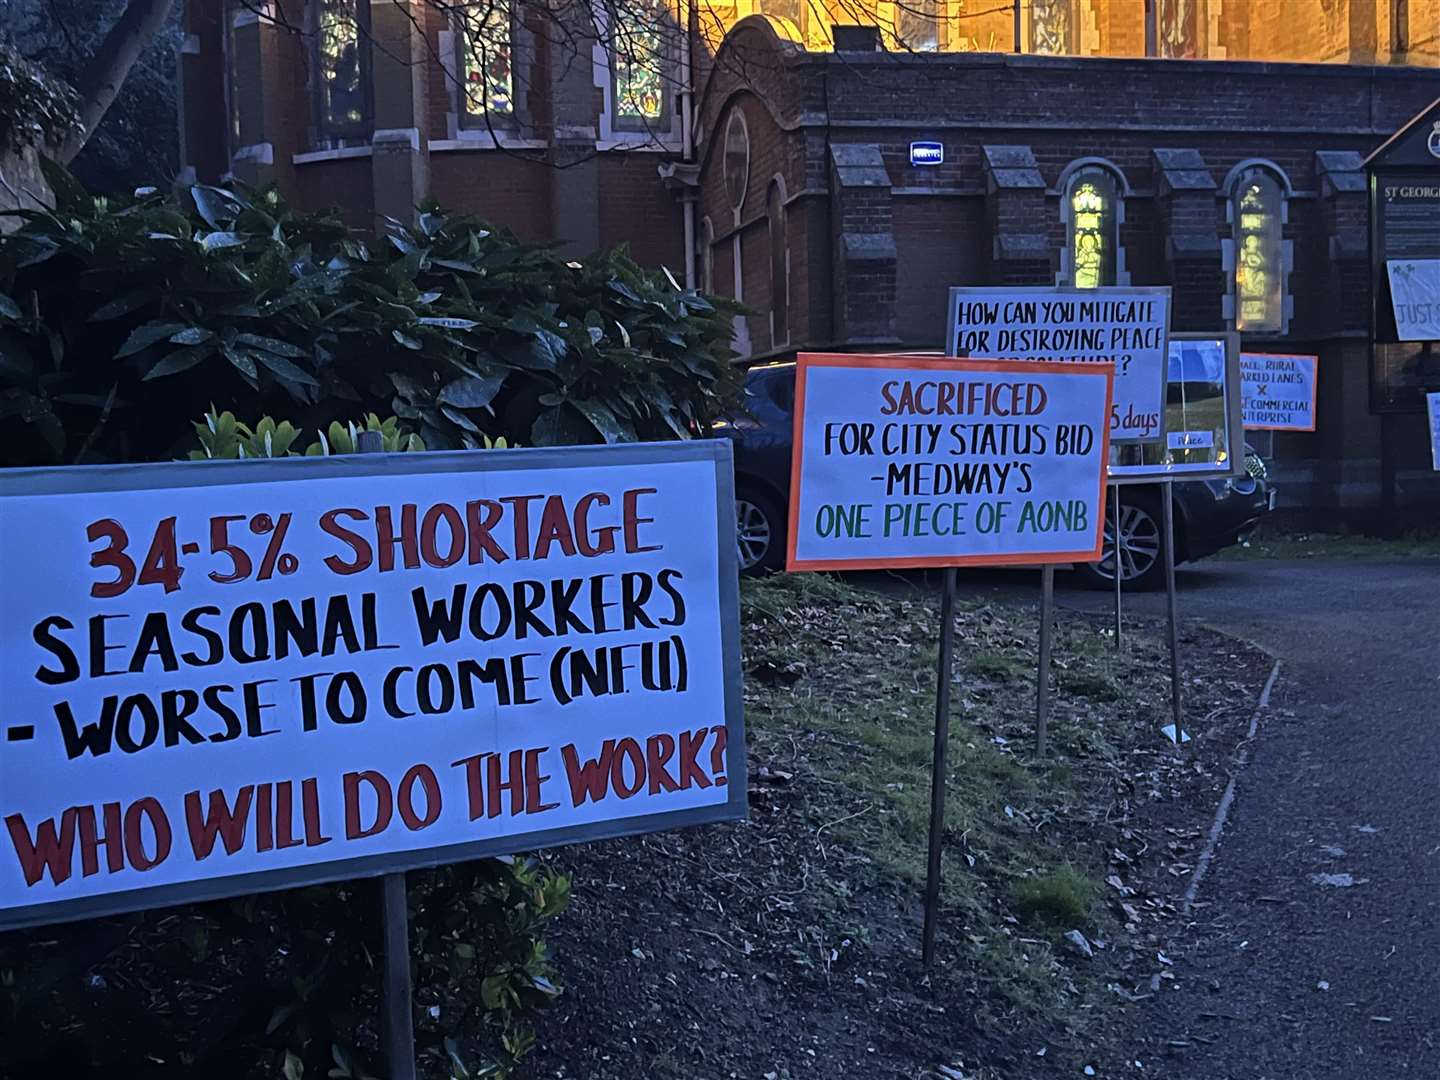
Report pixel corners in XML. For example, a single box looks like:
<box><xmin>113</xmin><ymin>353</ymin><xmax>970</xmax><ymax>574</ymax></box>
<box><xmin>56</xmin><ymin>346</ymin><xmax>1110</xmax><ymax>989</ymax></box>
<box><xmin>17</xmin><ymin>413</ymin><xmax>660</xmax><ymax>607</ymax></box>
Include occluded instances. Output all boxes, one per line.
<box><xmin>1244</xmin><ymin>450</ymin><xmax>1267</xmax><ymax>481</ymax></box>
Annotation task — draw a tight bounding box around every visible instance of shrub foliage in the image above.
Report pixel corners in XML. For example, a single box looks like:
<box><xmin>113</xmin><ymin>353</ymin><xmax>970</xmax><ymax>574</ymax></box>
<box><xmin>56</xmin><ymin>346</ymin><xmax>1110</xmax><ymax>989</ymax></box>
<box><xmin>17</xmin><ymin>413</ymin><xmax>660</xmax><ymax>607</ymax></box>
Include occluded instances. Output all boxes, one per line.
<box><xmin>0</xmin><ymin>170</ymin><xmax>741</xmax><ymax>467</ymax></box>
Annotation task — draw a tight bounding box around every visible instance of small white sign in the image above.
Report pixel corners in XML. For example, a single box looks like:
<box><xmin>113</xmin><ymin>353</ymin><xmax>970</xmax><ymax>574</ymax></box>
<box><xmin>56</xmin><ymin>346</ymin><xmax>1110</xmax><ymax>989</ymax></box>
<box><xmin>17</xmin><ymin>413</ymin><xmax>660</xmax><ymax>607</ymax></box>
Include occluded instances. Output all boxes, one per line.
<box><xmin>1387</xmin><ymin>259</ymin><xmax>1440</xmax><ymax>341</ymax></box>
<box><xmin>1168</xmin><ymin>430</ymin><xmax>1213</xmax><ymax>450</ymax></box>
<box><xmin>1428</xmin><ymin>392</ymin><xmax>1440</xmax><ymax>470</ymax></box>
<box><xmin>1241</xmin><ymin>353</ymin><xmax>1318</xmax><ymax>432</ymax></box>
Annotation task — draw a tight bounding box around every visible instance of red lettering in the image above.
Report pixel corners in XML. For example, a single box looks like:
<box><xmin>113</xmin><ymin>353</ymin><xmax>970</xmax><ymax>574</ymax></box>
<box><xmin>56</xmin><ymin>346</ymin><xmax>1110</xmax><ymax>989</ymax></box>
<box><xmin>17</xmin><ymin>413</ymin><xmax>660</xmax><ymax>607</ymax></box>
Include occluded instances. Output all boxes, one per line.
<box><xmin>344</xmin><ymin>770</ymin><xmax>393</xmax><ymax>839</ymax></box>
<box><xmin>302</xmin><ymin>778</ymin><xmax>331</xmax><ymax>847</ymax></box>
<box><xmin>609</xmin><ymin>738</ymin><xmax>645</xmax><ymax>799</ymax></box>
<box><xmin>678</xmin><ymin>727</ymin><xmax>714</xmax><ymax>790</ymax></box>
<box><xmin>374</xmin><ymin>504</ymin><xmax>420</xmax><ymax>572</ymax></box>
<box><xmin>397</xmin><ymin>765</ymin><xmax>441</xmax><ymax>830</ymax></box>
<box><xmin>321</xmin><ymin>508</ymin><xmax>372</xmax><ymax>575</ymax></box>
<box><xmin>524</xmin><ymin>747</ymin><xmax>559</xmax><ymax>814</ymax></box>
<box><xmin>645</xmin><ymin>733</ymin><xmax>679</xmax><ymax>795</ymax></box>
<box><xmin>574</xmin><ymin>493</ymin><xmax>616</xmax><ymax>557</ymax></box>
<box><xmin>5</xmin><ymin>809</ymin><xmax>78</xmax><ymax>886</ymax></box>
<box><xmin>465</xmin><ymin>500</ymin><xmax>508</xmax><ymax>565</ymax></box>
<box><xmin>275</xmin><ymin>780</ymin><xmax>302</xmax><ymax>850</ymax></box>
<box><xmin>185</xmin><ymin>786</ymin><xmax>253</xmax><ymax>860</ymax></box>
<box><xmin>123</xmin><ymin>797</ymin><xmax>172</xmax><ymax>872</ymax></box>
<box><xmin>561</xmin><ymin>741</ymin><xmax>616</xmax><ymax>806</ymax></box>
<box><xmin>420</xmin><ymin>504</ymin><xmax>466</xmax><ymax>568</ymax></box>
<box><xmin>622</xmin><ymin>488</ymin><xmax>660</xmax><ymax>553</ymax></box>
<box><xmin>76</xmin><ymin>802</ymin><xmax>124</xmax><ymax>877</ymax></box>
<box><xmin>534</xmin><ymin>495</ymin><xmax>578</xmax><ymax>559</ymax></box>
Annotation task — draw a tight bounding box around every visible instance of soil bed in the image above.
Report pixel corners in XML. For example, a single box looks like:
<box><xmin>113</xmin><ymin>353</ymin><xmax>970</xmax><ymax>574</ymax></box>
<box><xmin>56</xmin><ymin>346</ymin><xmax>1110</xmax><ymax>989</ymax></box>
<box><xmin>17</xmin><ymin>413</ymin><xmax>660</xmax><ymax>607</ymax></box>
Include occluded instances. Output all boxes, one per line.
<box><xmin>526</xmin><ymin>573</ymin><xmax>1271</xmax><ymax>1080</ymax></box>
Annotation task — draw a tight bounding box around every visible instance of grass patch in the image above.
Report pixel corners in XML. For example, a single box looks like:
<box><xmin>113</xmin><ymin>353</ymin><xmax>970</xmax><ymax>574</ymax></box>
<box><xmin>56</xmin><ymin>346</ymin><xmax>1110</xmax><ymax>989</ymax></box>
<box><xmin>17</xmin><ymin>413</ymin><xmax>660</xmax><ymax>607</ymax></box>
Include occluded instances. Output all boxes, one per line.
<box><xmin>1216</xmin><ymin>532</ymin><xmax>1440</xmax><ymax>561</ymax></box>
<box><xmin>1012</xmin><ymin>864</ymin><xmax>1098</xmax><ymax>929</ymax></box>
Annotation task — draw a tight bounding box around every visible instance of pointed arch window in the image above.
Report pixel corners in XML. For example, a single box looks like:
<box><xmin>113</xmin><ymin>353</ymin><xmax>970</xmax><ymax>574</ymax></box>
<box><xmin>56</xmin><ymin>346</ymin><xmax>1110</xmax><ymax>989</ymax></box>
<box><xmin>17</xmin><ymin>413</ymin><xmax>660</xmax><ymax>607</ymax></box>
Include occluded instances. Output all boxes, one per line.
<box><xmin>313</xmin><ymin>0</ymin><xmax>371</xmax><ymax>139</ymax></box>
<box><xmin>611</xmin><ymin>0</ymin><xmax>672</xmax><ymax>130</ymax></box>
<box><xmin>1233</xmin><ymin>168</ymin><xmax>1284</xmax><ymax>333</ymax></box>
<box><xmin>1065</xmin><ymin>168</ymin><xmax>1119</xmax><ymax>289</ymax></box>
<box><xmin>767</xmin><ymin>181</ymin><xmax>789</xmax><ymax>347</ymax></box>
<box><xmin>455</xmin><ymin>2</ymin><xmax>515</xmax><ymax>124</ymax></box>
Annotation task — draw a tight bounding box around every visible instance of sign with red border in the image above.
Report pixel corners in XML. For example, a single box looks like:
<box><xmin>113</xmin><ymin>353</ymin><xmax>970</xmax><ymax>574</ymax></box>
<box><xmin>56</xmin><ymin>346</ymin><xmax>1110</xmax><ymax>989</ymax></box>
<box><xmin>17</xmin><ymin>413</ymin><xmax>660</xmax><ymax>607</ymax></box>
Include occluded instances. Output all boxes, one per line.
<box><xmin>1240</xmin><ymin>353</ymin><xmax>1319</xmax><ymax>432</ymax></box>
<box><xmin>785</xmin><ymin>354</ymin><xmax>1114</xmax><ymax>572</ymax></box>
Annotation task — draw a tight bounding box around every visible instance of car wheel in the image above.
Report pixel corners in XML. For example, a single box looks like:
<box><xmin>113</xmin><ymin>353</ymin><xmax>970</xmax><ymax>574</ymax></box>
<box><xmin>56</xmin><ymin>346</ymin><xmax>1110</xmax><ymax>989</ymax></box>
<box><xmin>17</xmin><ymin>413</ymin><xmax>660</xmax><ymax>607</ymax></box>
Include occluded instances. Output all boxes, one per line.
<box><xmin>1075</xmin><ymin>492</ymin><xmax>1167</xmax><ymax>591</ymax></box>
<box><xmin>736</xmin><ymin>487</ymin><xmax>786</xmax><ymax>575</ymax></box>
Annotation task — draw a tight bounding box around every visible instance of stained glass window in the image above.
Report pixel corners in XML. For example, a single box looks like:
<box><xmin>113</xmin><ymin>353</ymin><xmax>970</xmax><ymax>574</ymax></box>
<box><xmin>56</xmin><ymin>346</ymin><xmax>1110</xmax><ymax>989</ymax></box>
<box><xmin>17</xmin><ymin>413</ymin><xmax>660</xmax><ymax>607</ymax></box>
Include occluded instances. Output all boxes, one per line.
<box><xmin>457</xmin><ymin>2</ymin><xmax>515</xmax><ymax>121</ymax></box>
<box><xmin>613</xmin><ymin>0</ymin><xmax>670</xmax><ymax>129</ymax></box>
<box><xmin>316</xmin><ymin>0</ymin><xmax>368</xmax><ymax>135</ymax></box>
<box><xmin>768</xmin><ymin>181</ymin><xmax>789</xmax><ymax>345</ymax></box>
<box><xmin>897</xmin><ymin>0</ymin><xmax>941</xmax><ymax>52</ymax></box>
<box><xmin>1068</xmin><ymin>169</ymin><xmax>1118</xmax><ymax>289</ymax></box>
<box><xmin>1030</xmin><ymin>0</ymin><xmax>1074</xmax><ymax>55</ymax></box>
<box><xmin>1156</xmin><ymin>0</ymin><xmax>1200</xmax><ymax>58</ymax></box>
<box><xmin>1234</xmin><ymin>170</ymin><xmax>1284</xmax><ymax>333</ymax></box>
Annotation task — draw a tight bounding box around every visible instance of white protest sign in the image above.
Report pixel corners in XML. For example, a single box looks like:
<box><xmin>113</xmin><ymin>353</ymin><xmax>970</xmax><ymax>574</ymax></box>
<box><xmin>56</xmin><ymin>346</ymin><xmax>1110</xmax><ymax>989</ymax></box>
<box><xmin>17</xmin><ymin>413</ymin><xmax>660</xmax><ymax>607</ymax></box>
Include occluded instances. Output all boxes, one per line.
<box><xmin>1241</xmin><ymin>353</ymin><xmax>1318</xmax><ymax>432</ymax></box>
<box><xmin>786</xmin><ymin>354</ymin><xmax>1113</xmax><ymax>571</ymax></box>
<box><xmin>0</xmin><ymin>443</ymin><xmax>745</xmax><ymax>929</ymax></box>
<box><xmin>947</xmin><ymin>286</ymin><xmax>1171</xmax><ymax>444</ymax></box>
<box><xmin>1429</xmin><ymin>392</ymin><xmax>1440</xmax><ymax>470</ymax></box>
<box><xmin>1387</xmin><ymin>260</ymin><xmax>1440</xmax><ymax>341</ymax></box>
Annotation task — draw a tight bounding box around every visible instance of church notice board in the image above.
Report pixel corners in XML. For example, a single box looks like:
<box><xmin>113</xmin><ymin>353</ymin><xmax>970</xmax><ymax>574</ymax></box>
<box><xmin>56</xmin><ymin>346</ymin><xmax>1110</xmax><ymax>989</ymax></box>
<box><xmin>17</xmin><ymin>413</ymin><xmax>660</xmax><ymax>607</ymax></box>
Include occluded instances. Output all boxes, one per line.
<box><xmin>786</xmin><ymin>354</ymin><xmax>1114</xmax><ymax>572</ymax></box>
<box><xmin>0</xmin><ymin>442</ymin><xmax>746</xmax><ymax>931</ymax></box>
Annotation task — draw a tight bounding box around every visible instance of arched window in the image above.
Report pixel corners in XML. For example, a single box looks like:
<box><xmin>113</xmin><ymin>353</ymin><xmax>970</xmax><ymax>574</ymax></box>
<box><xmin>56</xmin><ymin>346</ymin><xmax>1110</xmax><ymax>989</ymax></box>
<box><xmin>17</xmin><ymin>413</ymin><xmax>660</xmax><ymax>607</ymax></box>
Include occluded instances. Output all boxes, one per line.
<box><xmin>724</xmin><ymin>111</ymin><xmax>750</xmax><ymax>214</ymax></box>
<box><xmin>896</xmin><ymin>0</ymin><xmax>941</xmax><ymax>51</ymax></box>
<box><xmin>1030</xmin><ymin>0</ymin><xmax>1075</xmax><ymax>54</ymax></box>
<box><xmin>767</xmin><ymin>180</ymin><xmax>789</xmax><ymax>347</ymax></box>
<box><xmin>1233</xmin><ymin>168</ymin><xmax>1284</xmax><ymax>333</ymax></box>
<box><xmin>313</xmin><ymin>0</ymin><xmax>371</xmax><ymax>140</ymax></box>
<box><xmin>455</xmin><ymin>1</ymin><xmax>515</xmax><ymax>124</ymax></box>
<box><xmin>1065</xmin><ymin>168</ymin><xmax>1119</xmax><ymax>289</ymax></box>
<box><xmin>611</xmin><ymin>0</ymin><xmax>671</xmax><ymax>131</ymax></box>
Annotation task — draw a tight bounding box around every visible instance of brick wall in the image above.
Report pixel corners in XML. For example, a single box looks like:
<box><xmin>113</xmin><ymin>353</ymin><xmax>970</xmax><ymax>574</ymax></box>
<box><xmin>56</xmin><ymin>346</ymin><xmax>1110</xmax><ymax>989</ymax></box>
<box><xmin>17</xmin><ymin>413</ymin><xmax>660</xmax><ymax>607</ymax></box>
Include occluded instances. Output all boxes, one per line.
<box><xmin>429</xmin><ymin>151</ymin><xmax>554</xmax><ymax>243</ymax></box>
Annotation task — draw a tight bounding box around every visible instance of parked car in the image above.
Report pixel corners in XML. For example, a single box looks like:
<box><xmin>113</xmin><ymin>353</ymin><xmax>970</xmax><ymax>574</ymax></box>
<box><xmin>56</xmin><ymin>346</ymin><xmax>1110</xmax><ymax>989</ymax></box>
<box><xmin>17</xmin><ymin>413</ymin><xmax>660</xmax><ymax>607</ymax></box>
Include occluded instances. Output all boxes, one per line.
<box><xmin>715</xmin><ymin>361</ymin><xmax>1274</xmax><ymax>588</ymax></box>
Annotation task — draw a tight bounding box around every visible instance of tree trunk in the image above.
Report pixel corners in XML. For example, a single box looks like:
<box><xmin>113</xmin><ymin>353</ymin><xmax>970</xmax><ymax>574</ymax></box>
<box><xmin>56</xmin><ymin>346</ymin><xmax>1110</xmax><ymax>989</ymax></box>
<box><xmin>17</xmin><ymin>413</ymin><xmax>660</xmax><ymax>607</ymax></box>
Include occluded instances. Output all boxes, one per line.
<box><xmin>57</xmin><ymin>0</ymin><xmax>178</xmax><ymax>164</ymax></box>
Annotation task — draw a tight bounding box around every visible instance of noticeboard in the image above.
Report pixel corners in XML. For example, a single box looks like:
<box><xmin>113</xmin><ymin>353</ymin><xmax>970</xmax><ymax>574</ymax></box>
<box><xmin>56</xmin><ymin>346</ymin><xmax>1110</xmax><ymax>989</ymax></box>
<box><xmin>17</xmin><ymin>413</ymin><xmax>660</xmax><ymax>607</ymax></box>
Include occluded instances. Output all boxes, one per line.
<box><xmin>947</xmin><ymin>285</ymin><xmax>1171</xmax><ymax>444</ymax></box>
<box><xmin>0</xmin><ymin>442</ymin><xmax>746</xmax><ymax>930</ymax></box>
<box><xmin>1110</xmin><ymin>332</ymin><xmax>1244</xmax><ymax>483</ymax></box>
<box><xmin>786</xmin><ymin>353</ymin><xmax>1113</xmax><ymax>571</ymax></box>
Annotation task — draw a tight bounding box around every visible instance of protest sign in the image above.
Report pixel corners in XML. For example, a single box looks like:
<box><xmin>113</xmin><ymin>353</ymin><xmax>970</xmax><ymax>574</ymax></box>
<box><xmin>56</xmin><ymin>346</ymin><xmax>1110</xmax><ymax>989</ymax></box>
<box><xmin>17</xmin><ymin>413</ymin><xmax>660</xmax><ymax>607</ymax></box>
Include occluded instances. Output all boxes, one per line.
<box><xmin>947</xmin><ymin>286</ymin><xmax>1171</xmax><ymax>444</ymax></box>
<box><xmin>1387</xmin><ymin>259</ymin><xmax>1440</xmax><ymax>340</ymax></box>
<box><xmin>0</xmin><ymin>443</ymin><xmax>744</xmax><ymax>930</ymax></box>
<box><xmin>1428</xmin><ymin>392</ymin><xmax>1440</xmax><ymax>470</ymax></box>
<box><xmin>1110</xmin><ymin>333</ymin><xmax>1243</xmax><ymax>483</ymax></box>
<box><xmin>786</xmin><ymin>354</ymin><xmax>1113</xmax><ymax>571</ymax></box>
<box><xmin>1241</xmin><ymin>353</ymin><xmax>1318</xmax><ymax>432</ymax></box>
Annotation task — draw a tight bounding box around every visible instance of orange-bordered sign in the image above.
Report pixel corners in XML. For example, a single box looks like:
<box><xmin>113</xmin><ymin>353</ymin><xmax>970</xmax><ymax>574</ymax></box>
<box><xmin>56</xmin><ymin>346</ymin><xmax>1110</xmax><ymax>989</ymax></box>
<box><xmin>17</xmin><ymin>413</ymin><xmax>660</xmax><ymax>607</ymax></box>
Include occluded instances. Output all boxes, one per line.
<box><xmin>785</xmin><ymin>353</ymin><xmax>1114</xmax><ymax>573</ymax></box>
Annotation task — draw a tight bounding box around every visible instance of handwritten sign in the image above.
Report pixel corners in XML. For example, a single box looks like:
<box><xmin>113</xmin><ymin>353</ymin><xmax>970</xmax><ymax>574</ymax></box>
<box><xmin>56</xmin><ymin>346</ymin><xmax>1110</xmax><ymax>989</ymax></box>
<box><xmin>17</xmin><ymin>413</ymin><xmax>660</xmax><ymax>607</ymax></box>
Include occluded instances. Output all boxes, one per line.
<box><xmin>1241</xmin><ymin>353</ymin><xmax>1318</xmax><ymax>432</ymax></box>
<box><xmin>948</xmin><ymin>286</ymin><xmax>1171</xmax><ymax>444</ymax></box>
<box><xmin>786</xmin><ymin>354</ymin><xmax>1113</xmax><ymax>571</ymax></box>
<box><xmin>0</xmin><ymin>444</ymin><xmax>745</xmax><ymax>929</ymax></box>
<box><xmin>1429</xmin><ymin>392</ymin><xmax>1440</xmax><ymax>470</ymax></box>
<box><xmin>1387</xmin><ymin>259</ymin><xmax>1440</xmax><ymax>340</ymax></box>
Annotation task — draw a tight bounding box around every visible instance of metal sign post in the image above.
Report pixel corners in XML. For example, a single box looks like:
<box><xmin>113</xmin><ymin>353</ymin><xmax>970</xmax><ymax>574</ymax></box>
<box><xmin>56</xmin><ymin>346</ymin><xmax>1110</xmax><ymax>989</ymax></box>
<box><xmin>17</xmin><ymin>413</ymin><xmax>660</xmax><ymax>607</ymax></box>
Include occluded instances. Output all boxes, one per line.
<box><xmin>1111</xmin><ymin>483</ymin><xmax>1123</xmax><ymax>649</ymax></box>
<box><xmin>356</xmin><ymin>430</ymin><xmax>419</xmax><ymax>1080</ymax></box>
<box><xmin>921</xmin><ymin>567</ymin><xmax>958</xmax><ymax>968</ymax></box>
<box><xmin>1161</xmin><ymin>480</ymin><xmax>1185</xmax><ymax>746</ymax></box>
<box><xmin>1036</xmin><ymin>566</ymin><xmax>1054</xmax><ymax>757</ymax></box>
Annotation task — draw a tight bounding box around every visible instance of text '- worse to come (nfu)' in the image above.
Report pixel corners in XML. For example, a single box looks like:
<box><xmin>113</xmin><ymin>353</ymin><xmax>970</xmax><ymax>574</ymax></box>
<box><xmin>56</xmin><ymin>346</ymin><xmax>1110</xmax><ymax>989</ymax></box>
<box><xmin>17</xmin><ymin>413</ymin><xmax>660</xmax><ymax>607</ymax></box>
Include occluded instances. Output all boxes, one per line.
<box><xmin>0</xmin><ymin>451</ymin><xmax>742</xmax><ymax>918</ymax></box>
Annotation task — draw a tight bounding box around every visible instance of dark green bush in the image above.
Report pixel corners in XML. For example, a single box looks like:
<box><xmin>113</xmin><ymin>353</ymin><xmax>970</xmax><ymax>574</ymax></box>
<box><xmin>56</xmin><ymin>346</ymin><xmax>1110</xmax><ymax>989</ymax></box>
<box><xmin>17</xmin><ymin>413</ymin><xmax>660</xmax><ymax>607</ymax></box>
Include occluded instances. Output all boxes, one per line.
<box><xmin>0</xmin><ymin>167</ymin><xmax>741</xmax><ymax>467</ymax></box>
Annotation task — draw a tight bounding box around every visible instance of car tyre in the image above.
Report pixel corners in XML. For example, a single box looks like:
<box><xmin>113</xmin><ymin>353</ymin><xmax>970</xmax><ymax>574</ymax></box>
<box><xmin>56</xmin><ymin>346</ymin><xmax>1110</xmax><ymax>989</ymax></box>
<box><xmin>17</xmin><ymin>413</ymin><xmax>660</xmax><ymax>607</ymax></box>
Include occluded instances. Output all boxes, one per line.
<box><xmin>736</xmin><ymin>486</ymin><xmax>786</xmax><ymax>575</ymax></box>
<box><xmin>1074</xmin><ymin>490</ymin><xmax>1168</xmax><ymax>591</ymax></box>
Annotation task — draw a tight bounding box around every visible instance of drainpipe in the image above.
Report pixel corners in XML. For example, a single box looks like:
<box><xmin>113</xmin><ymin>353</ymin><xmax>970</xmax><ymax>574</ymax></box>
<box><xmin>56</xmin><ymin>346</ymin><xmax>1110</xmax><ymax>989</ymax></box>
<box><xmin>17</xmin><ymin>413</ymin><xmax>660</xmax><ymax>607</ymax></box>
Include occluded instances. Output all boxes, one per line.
<box><xmin>680</xmin><ymin>0</ymin><xmax>697</xmax><ymax>289</ymax></box>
